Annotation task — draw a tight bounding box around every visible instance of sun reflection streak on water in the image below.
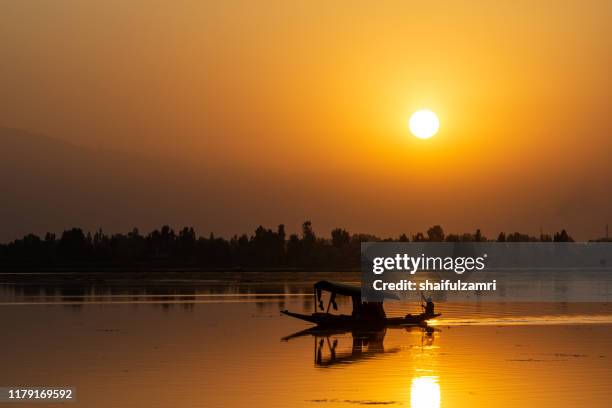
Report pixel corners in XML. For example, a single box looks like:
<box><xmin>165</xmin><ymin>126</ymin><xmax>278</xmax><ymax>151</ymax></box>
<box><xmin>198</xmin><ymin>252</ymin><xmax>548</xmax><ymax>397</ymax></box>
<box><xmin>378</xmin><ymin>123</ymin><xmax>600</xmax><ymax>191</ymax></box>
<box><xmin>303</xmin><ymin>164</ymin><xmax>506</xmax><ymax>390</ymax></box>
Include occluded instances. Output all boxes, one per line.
<box><xmin>435</xmin><ymin>314</ymin><xmax>612</xmax><ymax>326</ymax></box>
<box><xmin>411</xmin><ymin>376</ymin><xmax>441</xmax><ymax>408</ymax></box>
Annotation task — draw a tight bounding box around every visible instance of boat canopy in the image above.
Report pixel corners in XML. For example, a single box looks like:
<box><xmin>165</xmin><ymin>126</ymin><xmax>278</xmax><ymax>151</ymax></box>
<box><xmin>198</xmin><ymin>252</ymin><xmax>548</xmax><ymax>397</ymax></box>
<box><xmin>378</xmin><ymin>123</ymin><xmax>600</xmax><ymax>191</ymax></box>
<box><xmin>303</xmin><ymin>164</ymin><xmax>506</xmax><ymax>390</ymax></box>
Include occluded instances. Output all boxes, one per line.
<box><xmin>313</xmin><ymin>280</ymin><xmax>399</xmax><ymax>313</ymax></box>
<box><xmin>314</xmin><ymin>280</ymin><xmax>361</xmax><ymax>297</ymax></box>
<box><xmin>314</xmin><ymin>280</ymin><xmax>361</xmax><ymax>313</ymax></box>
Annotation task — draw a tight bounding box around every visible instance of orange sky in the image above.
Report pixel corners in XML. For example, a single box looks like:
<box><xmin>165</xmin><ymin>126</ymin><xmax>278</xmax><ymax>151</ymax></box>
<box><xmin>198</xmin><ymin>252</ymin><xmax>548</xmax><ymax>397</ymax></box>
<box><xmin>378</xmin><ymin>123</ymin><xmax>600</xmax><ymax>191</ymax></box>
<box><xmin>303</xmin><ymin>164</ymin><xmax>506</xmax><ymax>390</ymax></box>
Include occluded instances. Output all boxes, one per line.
<box><xmin>0</xmin><ymin>1</ymin><xmax>611</xmax><ymax>239</ymax></box>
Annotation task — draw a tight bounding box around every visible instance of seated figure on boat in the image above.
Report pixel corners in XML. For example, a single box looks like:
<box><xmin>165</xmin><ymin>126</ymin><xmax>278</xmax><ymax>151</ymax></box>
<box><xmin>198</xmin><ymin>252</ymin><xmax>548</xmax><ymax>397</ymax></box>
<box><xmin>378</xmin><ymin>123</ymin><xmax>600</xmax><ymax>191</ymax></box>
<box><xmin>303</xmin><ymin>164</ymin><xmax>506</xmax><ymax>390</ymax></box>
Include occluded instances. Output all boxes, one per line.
<box><xmin>424</xmin><ymin>297</ymin><xmax>435</xmax><ymax>316</ymax></box>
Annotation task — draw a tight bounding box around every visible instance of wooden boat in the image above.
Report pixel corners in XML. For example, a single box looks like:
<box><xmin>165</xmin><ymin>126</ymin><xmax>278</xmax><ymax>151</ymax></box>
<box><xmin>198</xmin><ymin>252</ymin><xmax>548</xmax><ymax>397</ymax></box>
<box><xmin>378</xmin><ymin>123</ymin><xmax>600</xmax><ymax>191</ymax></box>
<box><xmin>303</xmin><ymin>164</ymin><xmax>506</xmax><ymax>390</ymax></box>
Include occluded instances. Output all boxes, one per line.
<box><xmin>281</xmin><ymin>309</ymin><xmax>440</xmax><ymax>328</ymax></box>
<box><xmin>281</xmin><ymin>280</ymin><xmax>440</xmax><ymax>329</ymax></box>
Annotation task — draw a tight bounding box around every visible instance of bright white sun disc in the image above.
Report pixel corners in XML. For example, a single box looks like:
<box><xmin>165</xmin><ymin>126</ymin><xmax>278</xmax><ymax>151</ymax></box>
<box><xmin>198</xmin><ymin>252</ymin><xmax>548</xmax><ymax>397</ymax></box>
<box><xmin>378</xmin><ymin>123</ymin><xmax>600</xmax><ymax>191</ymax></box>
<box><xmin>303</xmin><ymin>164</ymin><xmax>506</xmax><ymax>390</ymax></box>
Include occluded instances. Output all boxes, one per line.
<box><xmin>409</xmin><ymin>110</ymin><xmax>439</xmax><ymax>139</ymax></box>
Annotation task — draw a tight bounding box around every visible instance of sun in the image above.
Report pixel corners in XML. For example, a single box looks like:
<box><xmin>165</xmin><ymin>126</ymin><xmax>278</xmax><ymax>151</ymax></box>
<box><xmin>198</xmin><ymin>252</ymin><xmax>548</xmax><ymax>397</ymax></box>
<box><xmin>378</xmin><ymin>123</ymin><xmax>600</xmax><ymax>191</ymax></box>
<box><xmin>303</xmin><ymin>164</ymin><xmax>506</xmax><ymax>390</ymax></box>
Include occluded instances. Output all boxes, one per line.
<box><xmin>409</xmin><ymin>109</ymin><xmax>440</xmax><ymax>139</ymax></box>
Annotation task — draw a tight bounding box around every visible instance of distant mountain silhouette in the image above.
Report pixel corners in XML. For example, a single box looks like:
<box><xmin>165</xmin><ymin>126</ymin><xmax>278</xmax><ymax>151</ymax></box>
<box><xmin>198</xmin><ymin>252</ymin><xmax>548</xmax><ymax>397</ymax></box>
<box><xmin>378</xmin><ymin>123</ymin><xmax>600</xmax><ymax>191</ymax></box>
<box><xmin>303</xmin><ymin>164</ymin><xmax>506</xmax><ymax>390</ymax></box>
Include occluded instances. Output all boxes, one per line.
<box><xmin>0</xmin><ymin>128</ymin><xmax>227</xmax><ymax>242</ymax></box>
<box><xmin>0</xmin><ymin>127</ymin><xmax>355</xmax><ymax>243</ymax></box>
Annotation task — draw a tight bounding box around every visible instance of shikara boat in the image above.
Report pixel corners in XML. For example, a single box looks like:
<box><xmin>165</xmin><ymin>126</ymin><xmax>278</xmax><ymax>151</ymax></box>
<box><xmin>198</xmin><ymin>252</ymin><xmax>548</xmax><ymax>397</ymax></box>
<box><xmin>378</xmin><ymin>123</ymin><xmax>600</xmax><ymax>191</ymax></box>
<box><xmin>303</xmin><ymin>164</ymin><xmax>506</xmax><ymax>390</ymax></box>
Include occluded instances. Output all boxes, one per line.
<box><xmin>281</xmin><ymin>280</ymin><xmax>440</xmax><ymax>329</ymax></box>
<box><xmin>281</xmin><ymin>310</ymin><xmax>440</xmax><ymax>328</ymax></box>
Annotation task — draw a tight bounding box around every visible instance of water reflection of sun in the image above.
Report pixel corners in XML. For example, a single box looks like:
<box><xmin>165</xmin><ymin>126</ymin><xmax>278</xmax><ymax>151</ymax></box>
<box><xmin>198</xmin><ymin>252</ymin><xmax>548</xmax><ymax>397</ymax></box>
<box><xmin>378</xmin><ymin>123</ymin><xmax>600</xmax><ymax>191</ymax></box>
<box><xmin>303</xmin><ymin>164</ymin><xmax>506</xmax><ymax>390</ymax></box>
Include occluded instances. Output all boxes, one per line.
<box><xmin>410</xmin><ymin>376</ymin><xmax>440</xmax><ymax>408</ymax></box>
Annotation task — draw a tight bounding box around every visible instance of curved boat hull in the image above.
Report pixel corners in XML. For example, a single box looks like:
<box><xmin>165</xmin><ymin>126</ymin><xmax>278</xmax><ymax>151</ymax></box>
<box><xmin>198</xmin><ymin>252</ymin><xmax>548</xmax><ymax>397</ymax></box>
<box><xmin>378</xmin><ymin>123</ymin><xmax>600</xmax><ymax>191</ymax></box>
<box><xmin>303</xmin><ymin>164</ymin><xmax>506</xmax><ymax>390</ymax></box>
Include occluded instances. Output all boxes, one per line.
<box><xmin>281</xmin><ymin>310</ymin><xmax>440</xmax><ymax>328</ymax></box>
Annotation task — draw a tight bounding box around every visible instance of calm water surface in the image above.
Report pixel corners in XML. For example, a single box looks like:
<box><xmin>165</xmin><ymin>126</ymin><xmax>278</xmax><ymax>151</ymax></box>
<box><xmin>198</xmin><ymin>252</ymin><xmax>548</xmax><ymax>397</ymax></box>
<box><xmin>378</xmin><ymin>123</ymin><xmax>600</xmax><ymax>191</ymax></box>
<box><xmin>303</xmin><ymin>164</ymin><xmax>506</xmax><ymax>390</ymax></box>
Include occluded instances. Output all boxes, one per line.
<box><xmin>0</xmin><ymin>272</ymin><xmax>610</xmax><ymax>407</ymax></box>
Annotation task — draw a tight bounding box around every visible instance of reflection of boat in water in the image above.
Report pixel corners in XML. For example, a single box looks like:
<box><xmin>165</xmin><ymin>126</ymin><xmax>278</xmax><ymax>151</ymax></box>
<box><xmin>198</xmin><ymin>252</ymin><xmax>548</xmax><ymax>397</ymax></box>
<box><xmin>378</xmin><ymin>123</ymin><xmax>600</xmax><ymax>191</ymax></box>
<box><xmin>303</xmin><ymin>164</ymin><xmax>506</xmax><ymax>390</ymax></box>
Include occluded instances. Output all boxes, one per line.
<box><xmin>281</xmin><ymin>280</ymin><xmax>440</xmax><ymax>329</ymax></box>
<box><xmin>294</xmin><ymin>328</ymin><xmax>394</xmax><ymax>367</ymax></box>
<box><xmin>282</xmin><ymin>325</ymin><xmax>437</xmax><ymax>367</ymax></box>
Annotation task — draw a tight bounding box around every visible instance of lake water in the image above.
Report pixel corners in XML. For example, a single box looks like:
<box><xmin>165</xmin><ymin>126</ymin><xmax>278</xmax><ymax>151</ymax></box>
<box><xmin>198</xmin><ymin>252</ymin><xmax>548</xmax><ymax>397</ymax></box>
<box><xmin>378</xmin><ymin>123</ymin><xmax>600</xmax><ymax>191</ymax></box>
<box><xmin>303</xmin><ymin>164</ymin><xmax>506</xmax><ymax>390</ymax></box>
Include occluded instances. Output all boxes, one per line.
<box><xmin>0</xmin><ymin>272</ymin><xmax>610</xmax><ymax>407</ymax></box>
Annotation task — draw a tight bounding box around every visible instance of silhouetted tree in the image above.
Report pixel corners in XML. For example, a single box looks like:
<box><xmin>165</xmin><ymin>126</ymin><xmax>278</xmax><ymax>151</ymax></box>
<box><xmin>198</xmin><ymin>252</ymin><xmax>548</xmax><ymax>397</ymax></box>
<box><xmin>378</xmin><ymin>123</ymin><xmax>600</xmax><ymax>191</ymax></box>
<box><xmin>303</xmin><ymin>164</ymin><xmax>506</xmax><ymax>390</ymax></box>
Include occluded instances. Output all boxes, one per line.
<box><xmin>427</xmin><ymin>225</ymin><xmax>445</xmax><ymax>242</ymax></box>
<box><xmin>302</xmin><ymin>221</ymin><xmax>316</xmax><ymax>245</ymax></box>
<box><xmin>412</xmin><ymin>232</ymin><xmax>427</xmax><ymax>242</ymax></box>
<box><xmin>506</xmin><ymin>232</ymin><xmax>537</xmax><ymax>242</ymax></box>
<box><xmin>553</xmin><ymin>229</ymin><xmax>574</xmax><ymax>242</ymax></box>
<box><xmin>286</xmin><ymin>233</ymin><xmax>301</xmax><ymax>266</ymax></box>
<box><xmin>445</xmin><ymin>234</ymin><xmax>460</xmax><ymax>242</ymax></box>
<box><xmin>539</xmin><ymin>233</ymin><xmax>552</xmax><ymax>242</ymax></box>
<box><xmin>176</xmin><ymin>227</ymin><xmax>196</xmax><ymax>262</ymax></box>
<box><xmin>331</xmin><ymin>228</ymin><xmax>350</xmax><ymax>248</ymax></box>
<box><xmin>58</xmin><ymin>228</ymin><xmax>90</xmax><ymax>261</ymax></box>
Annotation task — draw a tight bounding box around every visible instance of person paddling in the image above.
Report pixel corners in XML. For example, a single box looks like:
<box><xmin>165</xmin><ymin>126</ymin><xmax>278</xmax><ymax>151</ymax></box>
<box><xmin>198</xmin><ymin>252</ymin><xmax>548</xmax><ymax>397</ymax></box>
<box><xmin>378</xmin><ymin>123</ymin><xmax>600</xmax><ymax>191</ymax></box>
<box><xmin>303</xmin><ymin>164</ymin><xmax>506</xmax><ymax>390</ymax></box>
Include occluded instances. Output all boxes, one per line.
<box><xmin>421</xmin><ymin>292</ymin><xmax>435</xmax><ymax>316</ymax></box>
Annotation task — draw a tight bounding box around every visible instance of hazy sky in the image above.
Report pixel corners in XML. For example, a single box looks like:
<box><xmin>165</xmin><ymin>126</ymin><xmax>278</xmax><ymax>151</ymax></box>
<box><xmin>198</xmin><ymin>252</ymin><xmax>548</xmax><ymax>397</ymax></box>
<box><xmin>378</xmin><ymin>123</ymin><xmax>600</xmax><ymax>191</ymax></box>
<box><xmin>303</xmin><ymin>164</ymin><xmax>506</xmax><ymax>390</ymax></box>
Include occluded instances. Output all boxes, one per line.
<box><xmin>1</xmin><ymin>1</ymin><xmax>611</xmax><ymax>240</ymax></box>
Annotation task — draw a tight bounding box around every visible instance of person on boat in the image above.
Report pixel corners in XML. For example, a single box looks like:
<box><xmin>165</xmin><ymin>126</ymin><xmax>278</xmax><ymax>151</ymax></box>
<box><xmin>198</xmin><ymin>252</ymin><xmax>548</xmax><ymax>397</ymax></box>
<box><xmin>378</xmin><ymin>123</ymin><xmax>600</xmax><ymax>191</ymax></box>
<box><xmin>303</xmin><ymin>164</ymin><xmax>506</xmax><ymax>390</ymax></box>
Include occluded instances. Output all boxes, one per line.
<box><xmin>424</xmin><ymin>297</ymin><xmax>435</xmax><ymax>316</ymax></box>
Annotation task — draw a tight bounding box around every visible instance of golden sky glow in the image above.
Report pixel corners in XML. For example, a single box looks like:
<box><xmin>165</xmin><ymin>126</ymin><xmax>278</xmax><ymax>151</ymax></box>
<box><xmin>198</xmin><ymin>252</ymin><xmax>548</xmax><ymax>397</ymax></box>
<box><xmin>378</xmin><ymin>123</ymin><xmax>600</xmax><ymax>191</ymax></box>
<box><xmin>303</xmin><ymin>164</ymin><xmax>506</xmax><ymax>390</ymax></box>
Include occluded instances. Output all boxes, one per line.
<box><xmin>1</xmin><ymin>0</ymin><xmax>611</xmax><ymax>238</ymax></box>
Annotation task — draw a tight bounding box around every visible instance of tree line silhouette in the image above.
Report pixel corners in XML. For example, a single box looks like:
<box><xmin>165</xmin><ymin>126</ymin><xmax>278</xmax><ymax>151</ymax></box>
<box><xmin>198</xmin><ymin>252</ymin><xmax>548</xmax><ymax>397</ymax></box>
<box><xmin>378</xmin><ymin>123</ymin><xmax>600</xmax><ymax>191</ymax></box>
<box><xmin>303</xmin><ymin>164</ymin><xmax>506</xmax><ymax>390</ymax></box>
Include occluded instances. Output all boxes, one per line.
<box><xmin>0</xmin><ymin>222</ymin><xmax>588</xmax><ymax>270</ymax></box>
